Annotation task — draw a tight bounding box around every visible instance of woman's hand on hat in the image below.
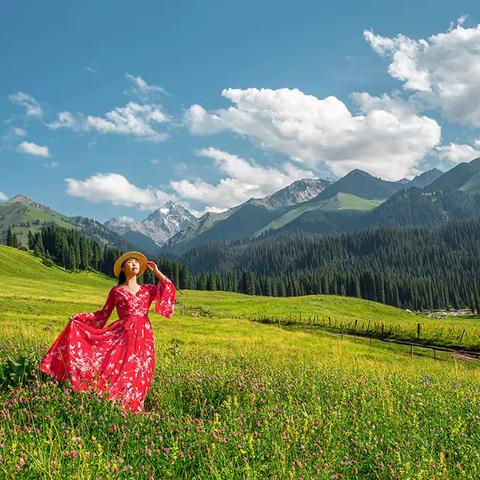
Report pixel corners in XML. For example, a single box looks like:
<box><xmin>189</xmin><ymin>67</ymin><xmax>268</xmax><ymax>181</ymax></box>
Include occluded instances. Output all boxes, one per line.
<box><xmin>146</xmin><ymin>260</ymin><xmax>161</xmax><ymax>275</ymax></box>
<box><xmin>147</xmin><ymin>261</ymin><xmax>166</xmax><ymax>282</ymax></box>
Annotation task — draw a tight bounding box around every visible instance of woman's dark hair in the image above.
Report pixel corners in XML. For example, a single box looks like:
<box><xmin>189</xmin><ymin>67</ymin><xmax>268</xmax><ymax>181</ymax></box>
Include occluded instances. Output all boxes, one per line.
<box><xmin>117</xmin><ymin>261</ymin><xmax>126</xmax><ymax>285</ymax></box>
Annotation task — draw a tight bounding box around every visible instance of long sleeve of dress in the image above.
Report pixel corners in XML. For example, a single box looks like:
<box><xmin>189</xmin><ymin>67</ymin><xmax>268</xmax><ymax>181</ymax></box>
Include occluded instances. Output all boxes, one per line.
<box><xmin>71</xmin><ymin>287</ymin><xmax>116</xmax><ymax>329</ymax></box>
<box><xmin>147</xmin><ymin>277</ymin><xmax>176</xmax><ymax>318</ymax></box>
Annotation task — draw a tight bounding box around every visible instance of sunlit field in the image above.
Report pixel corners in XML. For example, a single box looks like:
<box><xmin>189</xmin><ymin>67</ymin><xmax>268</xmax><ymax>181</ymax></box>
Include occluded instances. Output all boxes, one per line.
<box><xmin>2</xmin><ymin>245</ymin><xmax>480</xmax><ymax>479</ymax></box>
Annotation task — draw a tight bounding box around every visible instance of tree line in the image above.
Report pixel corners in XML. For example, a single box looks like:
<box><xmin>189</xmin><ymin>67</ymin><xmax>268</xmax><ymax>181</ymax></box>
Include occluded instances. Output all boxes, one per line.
<box><xmin>179</xmin><ymin>218</ymin><xmax>480</xmax><ymax>312</ymax></box>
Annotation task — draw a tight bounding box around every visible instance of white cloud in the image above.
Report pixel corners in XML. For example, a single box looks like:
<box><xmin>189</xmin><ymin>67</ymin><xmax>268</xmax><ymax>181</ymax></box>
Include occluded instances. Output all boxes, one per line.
<box><xmin>125</xmin><ymin>73</ymin><xmax>166</xmax><ymax>100</ymax></box>
<box><xmin>0</xmin><ymin>192</ymin><xmax>7</xmax><ymax>202</ymax></box>
<box><xmin>65</xmin><ymin>173</ymin><xmax>172</xmax><ymax>210</ymax></box>
<box><xmin>184</xmin><ymin>88</ymin><xmax>441</xmax><ymax>180</ymax></box>
<box><xmin>169</xmin><ymin>147</ymin><xmax>315</xmax><ymax>210</ymax></box>
<box><xmin>9</xmin><ymin>92</ymin><xmax>43</xmax><ymax>117</ymax></box>
<box><xmin>364</xmin><ymin>22</ymin><xmax>480</xmax><ymax>126</ymax></box>
<box><xmin>48</xmin><ymin>102</ymin><xmax>169</xmax><ymax>142</ymax></box>
<box><xmin>190</xmin><ymin>205</ymin><xmax>229</xmax><ymax>217</ymax></box>
<box><xmin>13</xmin><ymin>127</ymin><xmax>26</xmax><ymax>136</ymax></box>
<box><xmin>16</xmin><ymin>141</ymin><xmax>50</xmax><ymax>157</ymax></box>
<box><xmin>435</xmin><ymin>142</ymin><xmax>480</xmax><ymax>168</ymax></box>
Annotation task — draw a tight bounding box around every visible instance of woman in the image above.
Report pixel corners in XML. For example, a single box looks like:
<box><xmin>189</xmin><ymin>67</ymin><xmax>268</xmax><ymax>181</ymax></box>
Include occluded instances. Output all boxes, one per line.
<box><xmin>39</xmin><ymin>251</ymin><xmax>176</xmax><ymax>413</ymax></box>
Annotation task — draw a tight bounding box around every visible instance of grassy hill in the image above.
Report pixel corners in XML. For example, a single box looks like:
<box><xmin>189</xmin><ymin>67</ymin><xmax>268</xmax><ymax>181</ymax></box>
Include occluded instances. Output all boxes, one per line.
<box><xmin>2</xmin><ymin>245</ymin><xmax>480</xmax><ymax>478</ymax></box>
<box><xmin>0</xmin><ymin>194</ymin><xmax>136</xmax><ymax>252</ymax></box>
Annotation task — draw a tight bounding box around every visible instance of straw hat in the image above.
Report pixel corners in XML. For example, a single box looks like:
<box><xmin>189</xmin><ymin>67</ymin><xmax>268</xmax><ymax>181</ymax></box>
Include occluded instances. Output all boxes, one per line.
<box><xmin>113</xmin><ymin>251</ymin><xmax>148</xmax><ymax>278</ymax></box>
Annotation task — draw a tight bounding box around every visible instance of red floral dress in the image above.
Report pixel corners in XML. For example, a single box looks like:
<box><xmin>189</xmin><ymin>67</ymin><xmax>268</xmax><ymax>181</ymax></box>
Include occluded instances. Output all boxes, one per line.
<box><xmin>39</xmin><ymin>278</ymin><xmax>176</xmax><ymax>413</ymax></box>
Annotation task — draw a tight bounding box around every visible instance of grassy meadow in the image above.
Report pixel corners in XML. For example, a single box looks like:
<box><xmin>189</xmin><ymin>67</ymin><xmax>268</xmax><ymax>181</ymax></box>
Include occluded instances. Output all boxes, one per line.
<box><xmin>1</xmin><ymin>245</ymin><xmax>480</xmax><ymax>479</ymax></box>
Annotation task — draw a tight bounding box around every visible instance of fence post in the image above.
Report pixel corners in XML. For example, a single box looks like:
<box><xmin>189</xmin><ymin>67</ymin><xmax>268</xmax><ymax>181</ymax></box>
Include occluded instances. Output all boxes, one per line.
<box><xmin>417</xmin><ymin>323</ymin><xmax>421</xmax><ymax>339</ymax></box>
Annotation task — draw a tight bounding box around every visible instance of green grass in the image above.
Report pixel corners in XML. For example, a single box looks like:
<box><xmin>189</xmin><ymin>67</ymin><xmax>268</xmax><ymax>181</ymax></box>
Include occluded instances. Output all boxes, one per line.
<box><xmin>182</xmin><ymin>286</ymin><xmax>480</xmax><ymax>352</ymax></box>
<box><xmin>2</xmin><ymin>245</ymin><xmax>480</xmax><ymax>479</ymax></box>
<box><xmin>319</xmin><ymin>193</ymin><xmax>384</xmax><ymax>211</ymax></box>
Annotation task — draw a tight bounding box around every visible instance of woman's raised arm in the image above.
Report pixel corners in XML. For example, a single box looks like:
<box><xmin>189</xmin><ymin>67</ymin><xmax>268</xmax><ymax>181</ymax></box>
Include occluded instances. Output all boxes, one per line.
<box><xmin>147</xmin><ymin>277</ymin><xmax>176</xmax><ymax>318</ymax></box>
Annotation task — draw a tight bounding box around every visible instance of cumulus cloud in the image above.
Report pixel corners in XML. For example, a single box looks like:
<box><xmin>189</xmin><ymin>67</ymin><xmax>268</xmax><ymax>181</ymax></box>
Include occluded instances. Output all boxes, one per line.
<box><xmin>47</xmin><ymin>102</ymin><xmax>169</xmax><ymax>142</ymax></box>
<box><xmin>125</xmin><ymin>73</ymin><xmax>166</xmax><ymax>100</ymax></box>
<box><xmin>435</xmin><ymin>142</ymin><xmax>480</xmax><ymax>168</ymax></box>
<box><xmin>9</xmin><ymin>92</ymin><xmax>43</xmax><ymax>117</ymax></box>
<box><xmin>65</xmin><ymin>173</ymin><xmax>172</xmax><ymax>210</ymax></box>
<box><xmin>16</xmin><ymin>141</ymin><xmax>50</xmax><ymax>157</ymax></box>
<box><xmin>364</xmin><ymin>22</ymin><xmax>480</xmax><ymax>126</ymax></box>
<box><xmin>184</xmin><ymin>88</ymin><xmax>441</xmax><ymax>180</ymax></box>
<box><xmin>169</xmin><ymin>147</ymin><xmax>315</xmax><ymax>210</ymax></box>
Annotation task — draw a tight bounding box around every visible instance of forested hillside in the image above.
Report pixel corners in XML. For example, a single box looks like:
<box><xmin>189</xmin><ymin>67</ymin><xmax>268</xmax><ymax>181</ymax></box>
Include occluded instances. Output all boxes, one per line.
<box><xmin>180</xmin><ymin>218</ymin><xmax>480</xmax><ymax>311</ymax></box>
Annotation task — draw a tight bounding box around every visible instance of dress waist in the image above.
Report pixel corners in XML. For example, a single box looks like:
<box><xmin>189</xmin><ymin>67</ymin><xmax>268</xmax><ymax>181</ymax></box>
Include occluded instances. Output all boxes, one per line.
<box><xmin>120</xmin><ymin>313</ymin><xmax>149</xmax><ymax>321</ymax></box>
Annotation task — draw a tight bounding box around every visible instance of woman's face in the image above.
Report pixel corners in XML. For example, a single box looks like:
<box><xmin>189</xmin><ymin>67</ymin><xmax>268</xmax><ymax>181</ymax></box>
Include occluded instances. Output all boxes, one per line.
<box><xmin>122</xmin><ymin>257</ymin><xmax>141</xmax><ymax>277</ymax></box>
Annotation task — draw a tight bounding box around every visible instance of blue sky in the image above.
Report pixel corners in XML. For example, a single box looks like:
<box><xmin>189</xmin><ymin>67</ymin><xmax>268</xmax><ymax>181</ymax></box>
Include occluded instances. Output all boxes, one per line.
<box><xmin>1</xmin><ymin>0</ymin><xmax>480</xmax><ymax>222</ymax></box>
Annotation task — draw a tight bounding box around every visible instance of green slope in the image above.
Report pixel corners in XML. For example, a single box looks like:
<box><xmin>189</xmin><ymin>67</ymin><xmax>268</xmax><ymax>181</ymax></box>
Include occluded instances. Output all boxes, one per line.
<box><xmin>0</xmin><ymin>195</ymin><xmax>74</xmax><ymax>244</ymax></box>
<box><xmin>0</xmin><ymin>195</ymin><xmax>134</xmax><ymax>251</ymax></box>
<box><xmin>313</xmin><ymin>192</ymin><xmax>383</xmax><ymax>211</ymax></box>
<box><xmin>253</xmin><ymin>192</ymin><xmax>383</xmax><ymax>237</ymax></box>
<box><xmin>427</xmin><ymin>157</ymin><xmax>480</xmax><ymax>192</ymax></box>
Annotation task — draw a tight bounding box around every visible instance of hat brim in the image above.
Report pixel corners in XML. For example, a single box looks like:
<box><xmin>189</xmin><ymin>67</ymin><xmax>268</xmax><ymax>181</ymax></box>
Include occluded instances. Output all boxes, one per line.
<box><xmin>113</xmin><ymin>251</ymin><xmax>148</xmax><ymax>278</ymax></box>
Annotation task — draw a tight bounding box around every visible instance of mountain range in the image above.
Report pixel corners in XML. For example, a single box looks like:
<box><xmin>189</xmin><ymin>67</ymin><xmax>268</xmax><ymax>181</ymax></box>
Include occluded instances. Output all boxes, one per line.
<box><xmin>161</xmin><ymin>166</ymin><xmax>448</xmax><ymax>255</ymax></box>
<box><xmin>4</xmin><ymin>159</ymin><xmax>480</xmax><ymax>258</ymax></box>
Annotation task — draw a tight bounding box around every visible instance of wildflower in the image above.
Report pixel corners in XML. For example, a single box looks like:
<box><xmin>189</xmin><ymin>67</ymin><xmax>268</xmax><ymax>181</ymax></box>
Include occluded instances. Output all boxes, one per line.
<box><xmin>421</xmin><ymin>375</ymin><xmax>431</xmax><ymax>385</ymax></box>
